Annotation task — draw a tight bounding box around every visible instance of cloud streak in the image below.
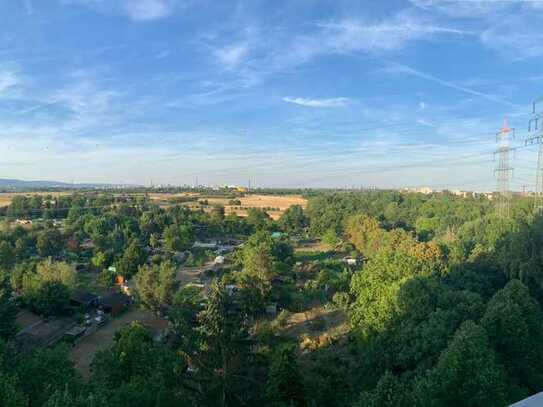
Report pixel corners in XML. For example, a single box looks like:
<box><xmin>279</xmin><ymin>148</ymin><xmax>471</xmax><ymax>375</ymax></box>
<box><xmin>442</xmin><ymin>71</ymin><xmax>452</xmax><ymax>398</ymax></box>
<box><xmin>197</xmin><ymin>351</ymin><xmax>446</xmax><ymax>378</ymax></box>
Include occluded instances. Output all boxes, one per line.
<box><xmin>385</xmin><ymin>62</ymin><xmax>519</xmax><ymax>108</ymax></box>
<box><xmin>283</xmin><ymin>97</ymin><xmax>350</xmax><ymax>108</ymax></box>
<box><xmin>62</xmin><ymin>0</ymin><xmax>178</xmax><ymax>21</ymax></box>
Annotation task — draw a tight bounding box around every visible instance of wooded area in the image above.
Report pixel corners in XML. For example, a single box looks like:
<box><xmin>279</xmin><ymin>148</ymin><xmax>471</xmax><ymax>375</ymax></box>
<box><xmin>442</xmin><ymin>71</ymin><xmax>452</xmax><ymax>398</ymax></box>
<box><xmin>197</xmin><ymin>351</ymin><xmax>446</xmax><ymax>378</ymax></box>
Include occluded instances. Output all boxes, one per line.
<box><xmin>1</xmin><ymin>190</ymin><xmax>542</xmax><ymax>406</ymax></box>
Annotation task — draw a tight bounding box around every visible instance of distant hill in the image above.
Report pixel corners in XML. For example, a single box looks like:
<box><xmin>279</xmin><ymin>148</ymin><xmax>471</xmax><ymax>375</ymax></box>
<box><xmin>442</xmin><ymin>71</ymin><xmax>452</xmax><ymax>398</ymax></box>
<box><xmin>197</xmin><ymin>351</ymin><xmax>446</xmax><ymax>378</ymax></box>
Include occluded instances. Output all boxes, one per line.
<box><xmin>0</xmin><ymin>178</ymin><xmax>128</xmax><ymax>190</ymax></box>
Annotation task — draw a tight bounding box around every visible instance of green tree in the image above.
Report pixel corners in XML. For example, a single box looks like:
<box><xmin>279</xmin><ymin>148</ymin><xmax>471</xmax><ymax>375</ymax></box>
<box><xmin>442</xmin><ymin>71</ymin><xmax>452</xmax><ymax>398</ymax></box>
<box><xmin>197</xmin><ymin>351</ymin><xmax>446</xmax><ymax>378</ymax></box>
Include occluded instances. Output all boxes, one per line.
<box><xmin>0</xmin><ymin>241</ymin><xmax>14</xmax><ymax>269</ymax></box>
<box><xmin>356</xmin><ymin>372</ymin><xmax>412</xmax><ymax>407</ymax></box>
<box><xmin>0</xmin><ymin>272</ymin><xmax>17</xmax><ymax>339</ymax></box>
<box><xmin>91</xmin><ymin>322</ymin><xmax>185</xmax><ymax>406</ymax></box>
<box><xmin>36</xmin><ymin>228</ymin><xmax>64</xmax><ymax>257</ymax></box>
<box><xmin>30</xmin><ymin>281</ymin><xmax>70</xmax><ymax>317</ymax></box>
<box><xmin>0</xmin><ymin>373</ymin><xmax>27</xmax><ymax>407</ymax></box>
<box><xmin>164</xmin><ymin>224</ymin><xmax>194</xmax><ymax>252</ymax></box>
<box><xmin>91</xmin><ymin>251</ymin><xmax>108</xmax><ymax>271</ymax></box>
<box><xmin>322</xmin><ymin>228</ymin><xmax>339</xmax><ymax>247</ymax></box>
<box><xmin>116</xmin><ymin>239</ymin><xmax>145</xmax><ymax>277</ymax></box>
<box><xmin>16</xmin><ymin>345</ymin><xmax>81</xmax><ymax>407</ymax></box>
<box><xmin>344</xmin><ymin>214</ymin><xmax>384</xmax><ymax>258</ymax></box>
<box><xmin>266</xmin><ymin>343</ymin><xmax>306</xmax><ymax>407</ymax></box>
<box><xmin>14</xmin><ymin>238</ymin><xmax>29</xmax><ymax>259</ymax></box>
<box><xmin>43</xmin><ymin>389</ymin><xmax>110</xmax><ymax>407</ymax></box>
<box><xmin>197</xmin><ymin>280</ymin><xmax>251</xmax><ymax>406</ymax></box>
<box><xmin>415</xmin><ymin>321</ymin><xmax>507</xmax><ymax>407</ymax></box>
<box><xmin>169</xmin><ymin>285</ymin><xmax>203</xmax><ymax>352</ymax></box>
<box><xmin>135</xmin><ymin>261</ymin><xmax>177</xmax><ymax>316</ymax></box>
<box><xmin>246</xmin><ymin>208</ymin><xmax>271</xmax><ymax>230</ymax></box>
<box><xmin>36</xmin><ymin>259</ymin><xmax>76</xmax><ymax>287</ymax></box>
<box><xmin>278</xmin><ymin>205</ymin><xmax>307</xmax><ymax>235</ymax></box>
<box><xmin>481</xmin><ymin>280</ymin><xmax>543</xmax><ymax>399</ymax></box>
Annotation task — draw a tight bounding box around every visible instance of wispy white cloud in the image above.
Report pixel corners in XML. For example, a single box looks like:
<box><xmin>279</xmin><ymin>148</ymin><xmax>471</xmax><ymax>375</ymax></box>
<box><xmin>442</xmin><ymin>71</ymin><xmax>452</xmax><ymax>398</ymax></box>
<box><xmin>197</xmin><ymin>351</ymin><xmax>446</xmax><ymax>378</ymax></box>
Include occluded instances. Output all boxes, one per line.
<box><xmin>122</xmin><ymin>0</ymin><xmax>173</xmax><ymax>21</ymax></box>
<box><xmin>317</xmin><ymin>15</ymin><xmax>465</xmax><ymax>54</ymax></box>
<box><xmin>283</xmin><ymin>97</ymin><xmax>350</xmax><ymax>108</ymax></box>
<box><xmin>155</xmin><ymin>49</ymin><xmax>171</xmax><ymax>59</ymax></box>
<box><xmin>0</xmin><ymin>70</ymin><xmax>19</xmax><ymax>95</ymax></box>
<box><xmin>410</xmin><ymin>0</ymin><xmax>543</xmax><ymax>59</ymax></box>
<box><xmin>214</xmin><ymin>43</ymin><xmax>250</xmax><ymax>70</ymax></box>
<box><xmin>409</xmin><ymin>0</ymin><xmax>511</xmax><ymax>18</ymax></box>
<box><xmin>480</xmin><ymin>15</ymin><xmax>543</xmax><ymax>58</ymax></box>
<box><xmin>204</xmin><ymin>11</ymin><xmax>466</xmax><ymax>88</ymax></box>
<box><xmin>62</xmin><ymin>0</ymin><xmax>179</xmax><ymax>22</ymax></box>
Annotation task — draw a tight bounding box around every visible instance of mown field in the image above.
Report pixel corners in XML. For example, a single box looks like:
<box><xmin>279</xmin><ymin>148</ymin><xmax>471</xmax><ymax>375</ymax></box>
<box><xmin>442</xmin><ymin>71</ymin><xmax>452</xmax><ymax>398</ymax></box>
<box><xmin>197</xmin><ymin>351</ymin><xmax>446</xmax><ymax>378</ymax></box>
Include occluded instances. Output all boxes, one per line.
<box><xmin>151</xmin><ymin>193</ymin><xmax>308</xmax><ymax>220</ymax></box>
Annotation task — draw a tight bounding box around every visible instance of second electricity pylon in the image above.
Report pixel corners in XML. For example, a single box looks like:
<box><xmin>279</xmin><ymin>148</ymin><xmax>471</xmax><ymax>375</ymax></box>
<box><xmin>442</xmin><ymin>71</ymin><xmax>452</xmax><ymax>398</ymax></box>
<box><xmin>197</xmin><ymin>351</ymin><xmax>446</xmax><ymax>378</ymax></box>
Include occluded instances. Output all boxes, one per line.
<box><xmin>526</xmin><ymin>97</ymin><xmax>543</xmax><ymax>211</ymax></box>
<box><xmin>495</xmin><ymin>118</ymin><xmax>515</xmax><ymax>218</ymax></box>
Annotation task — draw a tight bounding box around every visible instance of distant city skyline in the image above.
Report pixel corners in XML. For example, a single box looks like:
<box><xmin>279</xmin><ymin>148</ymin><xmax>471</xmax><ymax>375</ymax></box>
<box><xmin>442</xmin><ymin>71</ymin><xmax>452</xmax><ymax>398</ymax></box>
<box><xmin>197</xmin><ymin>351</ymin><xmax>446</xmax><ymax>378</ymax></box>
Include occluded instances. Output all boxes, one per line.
<box><xmin>1</xmin><ymin>0</ymin><xmax>542</xmax><ymax>190</ymax></box>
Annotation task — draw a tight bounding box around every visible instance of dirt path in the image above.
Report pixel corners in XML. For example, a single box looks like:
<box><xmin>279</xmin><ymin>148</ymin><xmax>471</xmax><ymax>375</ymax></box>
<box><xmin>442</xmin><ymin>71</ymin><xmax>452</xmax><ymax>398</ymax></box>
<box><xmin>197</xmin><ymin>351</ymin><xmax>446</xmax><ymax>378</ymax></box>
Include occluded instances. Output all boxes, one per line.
<box><xmin>70</xmin><ymin>307</ymin><xmax>152</xmax><ymax>379</ymax></box>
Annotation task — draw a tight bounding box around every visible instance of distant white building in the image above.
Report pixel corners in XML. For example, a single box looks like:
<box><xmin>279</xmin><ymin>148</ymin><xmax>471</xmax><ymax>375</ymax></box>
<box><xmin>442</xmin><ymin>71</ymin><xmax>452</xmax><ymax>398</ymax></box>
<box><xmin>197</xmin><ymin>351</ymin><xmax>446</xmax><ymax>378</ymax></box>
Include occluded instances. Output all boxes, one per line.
<box><xmin>402</xmin><ymin>187</ymin><xmax>436</xmax><ymax>195</ymax></box>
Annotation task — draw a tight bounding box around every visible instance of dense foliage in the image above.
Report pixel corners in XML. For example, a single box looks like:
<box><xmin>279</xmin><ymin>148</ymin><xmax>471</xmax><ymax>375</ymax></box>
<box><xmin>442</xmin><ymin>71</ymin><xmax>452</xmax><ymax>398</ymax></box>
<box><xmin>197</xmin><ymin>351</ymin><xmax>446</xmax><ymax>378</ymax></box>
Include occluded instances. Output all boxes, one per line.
<box><xmin>1</xmin><ymin>190</ymin><xmax>543</xmax><ymax>406</ymax></box>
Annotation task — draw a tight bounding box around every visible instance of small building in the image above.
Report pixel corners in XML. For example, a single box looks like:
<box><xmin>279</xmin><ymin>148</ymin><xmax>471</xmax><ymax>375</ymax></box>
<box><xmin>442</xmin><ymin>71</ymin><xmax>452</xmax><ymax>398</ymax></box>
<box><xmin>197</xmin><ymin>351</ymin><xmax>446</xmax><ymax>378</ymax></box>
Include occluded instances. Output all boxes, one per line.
<box><xmin>100</xmin><ymin>292</ymin><xmax>129</xmax><ymax>317</ymax></box>
<box><xmin>214</xmin><ymin>255</ymin><xmax>225</xmax><ymax>265</ymax></box>
<box><xmin>70</xmin><ymin>290</ymin><xmax>100</xmax><ymax>310</ymax></box>
<box><xmin>16</xmin><ymin>317</ymin><xmax>76</xmax><ymax>349</ymax></box>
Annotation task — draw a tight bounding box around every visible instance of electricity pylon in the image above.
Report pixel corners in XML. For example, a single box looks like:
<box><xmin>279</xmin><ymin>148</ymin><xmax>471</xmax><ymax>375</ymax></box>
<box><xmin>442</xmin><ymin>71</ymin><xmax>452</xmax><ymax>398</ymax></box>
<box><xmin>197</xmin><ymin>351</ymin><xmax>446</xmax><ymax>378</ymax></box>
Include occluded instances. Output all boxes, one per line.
<box><xmin>525</xmin><ymin>97</ymin><xmax>543</xmax><ymax>212</ymax></box>
<box><xmin>495</xmin><ymin>118</ymin><xmax>515</xmax><ymax>218</ymax></box>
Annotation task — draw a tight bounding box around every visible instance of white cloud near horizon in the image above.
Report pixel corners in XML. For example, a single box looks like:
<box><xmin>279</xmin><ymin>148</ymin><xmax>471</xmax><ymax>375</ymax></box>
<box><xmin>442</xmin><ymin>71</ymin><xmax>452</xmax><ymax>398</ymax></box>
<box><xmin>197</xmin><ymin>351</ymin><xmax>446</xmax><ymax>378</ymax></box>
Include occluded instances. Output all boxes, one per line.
<box><xmin>282</xmin><ymin>97</ymin><xmax>350</xmax><ymax>108</ymax></box>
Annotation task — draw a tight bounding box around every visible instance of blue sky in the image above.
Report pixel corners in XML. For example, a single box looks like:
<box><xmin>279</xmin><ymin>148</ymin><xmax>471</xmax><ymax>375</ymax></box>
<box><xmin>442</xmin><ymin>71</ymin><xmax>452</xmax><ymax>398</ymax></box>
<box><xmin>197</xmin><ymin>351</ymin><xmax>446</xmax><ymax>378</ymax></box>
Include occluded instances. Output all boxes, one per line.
<box><xmin>1</xmin><ymin>0</ymin><xmax>542</xmax><ymax>189</ymax></box>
